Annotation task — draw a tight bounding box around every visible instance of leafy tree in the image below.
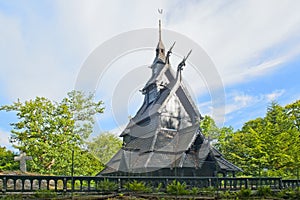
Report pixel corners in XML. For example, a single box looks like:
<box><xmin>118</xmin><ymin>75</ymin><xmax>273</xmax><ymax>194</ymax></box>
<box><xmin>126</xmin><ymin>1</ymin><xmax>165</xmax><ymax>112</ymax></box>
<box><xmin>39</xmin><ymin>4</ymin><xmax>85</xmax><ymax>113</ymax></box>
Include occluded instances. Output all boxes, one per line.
<box><xmin>62</xmin><ymin>90</ymin><xmax>104</xmax><ymax>140</ymax></box>
<box><xmin>0</xmin><ymin>146</ymin><xmax>19</xmax><ymax>171</ymax></box>
<box><xmin>285</xmin><ymin>100</ymin><xmax>300</xmax><ymax>178</ymax></box>
<box><xmin>201</xmin><ymin>100</ymin><xmax>300</xmax><ymax>178</ymax></box>
<box><xmin>0</xmin><ymin>91</ymin><xmax>104</xmax><ymax>175</ymax></box>
<box><xmin>200</xmin><ymin>115</ymin><xmax>220</xmax><ymax>139</ymax></box>
<box><xmin>87</xmin><ymin>132</ymin><xmax>122</xmax><ymax>165</ymax></box>
<box><xmin>224</xmin><ymin>118</ymin><xmax>268</xmax><ymax>176</ymax></box>
<box><xmin>215</xmin><ymin>101</ymin><xmax>300</xmax><ymax>178</ymax></box>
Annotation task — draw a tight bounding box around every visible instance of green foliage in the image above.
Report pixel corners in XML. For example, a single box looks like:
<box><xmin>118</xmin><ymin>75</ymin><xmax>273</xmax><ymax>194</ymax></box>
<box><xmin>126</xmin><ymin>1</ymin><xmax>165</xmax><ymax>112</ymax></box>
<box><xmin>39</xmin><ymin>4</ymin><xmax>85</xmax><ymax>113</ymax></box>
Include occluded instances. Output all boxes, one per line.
<box><xmin>0</xmin><ymin>146</ymin><xmax>18</xmax><ymax>171</ymax></box>
<box><xmin>124</xmin><ymin>180</ymin><xmax>152</xmax><ymax>193</ymax></box>
<box><xmin>87</xmin><ymin>132</ymin><xmax>122</xmax><ymax>165</ymax></box>
<box><xmin>200</xmin><ymin>115</ymin><xmax>220</xmax><ymax>139</ymax></box>
<box><xmin>277</xmin><ymin>187</ymin><xmax>300</xmax><ymax>199</ymax></box>
<box><xmin>34</xmin><ymin>189</ymin><xmax>57</xmax><ymax>199</ymax></box>
<box><xmin>219</xmin><ymin>190</ymin><xmax>234</xmax><ymax>199</ymax></box>
<box><xmin>166</xmin><ymin>180</ymin><xmax>189</xmax><ymax>195</ymax></box>
<box><xmin>61</xmin><ymin>90</ymin><xmax>104</xmax><ymax>140</ymax></box>
<box><xmin>190</xmin><ymin>186</ymin><xmax>200</xmax><ymax>195</ymax></box>
<box><xmin>206</xmin><ymin>100</ymin><xmax>300</xmax><ymax>178</ymax></box>
<box><xmin>155</xmin><ymin>182</ymin><xmax>163</xmax><ymax>193</ymax></box>
<box><xmin>237</xmin><ymin>188</ymin><xmax>252</xmax><ymax>198</ymax></box>
<box><xmin>97</xmin><ymin>178</ymin><xmax>118</xmax><ymax>191</ymax></box>
<box><xmin>256</xmin><ymin>186</ymin><xmax>272</xmax><ymax>197</ymax></box>
<box><xmin>0</xmin><ymin>90</ymin><xmax>104</xmax><ymax>175</ymax></box>
<box><xmin>200</xmin><ymin>186</ymin><xmax>216</xmax><ymax>196</ymax></box>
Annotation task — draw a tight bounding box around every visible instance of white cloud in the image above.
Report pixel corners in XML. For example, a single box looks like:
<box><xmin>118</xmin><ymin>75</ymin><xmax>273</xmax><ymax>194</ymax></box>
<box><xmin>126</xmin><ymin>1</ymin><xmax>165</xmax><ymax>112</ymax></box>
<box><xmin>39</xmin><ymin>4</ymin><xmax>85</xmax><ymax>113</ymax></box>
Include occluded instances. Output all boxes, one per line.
<box><xmin>265</xmin><ymin>89</ymin><xmax>285</xmax><ymax>102</ymax></box>
<box><xmin>197</xmin><ymin>92</ymin><xmax>259</xmax><ymax>126</ymax></box>
<box><xmin>0</xmin><ymin>128</ymin><xmax>12</xmax><ymax>149</ymax></box>
<box><xmin>0</xmin><ymin>9</ymin><xmax>77</xmax><ymax>101</ymax></box>
<box><xmin>0</xmin><ymin>1</ymin><xmax>300</xmax><ymax>145</ymax></box>
<box><xmin>1</xmin><ymin>1</ymin><xmax>299</xmax><ymax>100</ymax></box>
<box><xmin>225</xmin><ymin>92</ymin><xmax>259</xmax><ymax>115</ymax></box>
<box><xmin>167</xmin><ymin>0</ymin><xmax>300</xmax><ymax>86</ymax></box>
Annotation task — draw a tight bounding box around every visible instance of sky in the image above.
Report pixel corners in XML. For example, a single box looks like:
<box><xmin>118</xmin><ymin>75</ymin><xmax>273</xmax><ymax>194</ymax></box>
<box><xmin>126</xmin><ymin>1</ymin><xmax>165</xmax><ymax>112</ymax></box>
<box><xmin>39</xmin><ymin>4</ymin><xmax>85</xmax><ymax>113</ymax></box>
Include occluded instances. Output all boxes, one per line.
<box><xmin>1</xmin><ymin>0</ymin><xmax>300</xmax><ymax>151</ymax></box>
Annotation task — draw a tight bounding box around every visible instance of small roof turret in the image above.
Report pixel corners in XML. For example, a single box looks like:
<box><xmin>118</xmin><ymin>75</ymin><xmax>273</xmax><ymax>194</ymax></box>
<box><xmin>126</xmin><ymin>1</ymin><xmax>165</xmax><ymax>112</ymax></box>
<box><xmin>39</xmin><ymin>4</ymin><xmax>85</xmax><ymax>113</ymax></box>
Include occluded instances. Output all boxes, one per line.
<box><xmin>154</xmin><ymin>20</ymin><xmax>165</xmax><ymax>63</ymax></box>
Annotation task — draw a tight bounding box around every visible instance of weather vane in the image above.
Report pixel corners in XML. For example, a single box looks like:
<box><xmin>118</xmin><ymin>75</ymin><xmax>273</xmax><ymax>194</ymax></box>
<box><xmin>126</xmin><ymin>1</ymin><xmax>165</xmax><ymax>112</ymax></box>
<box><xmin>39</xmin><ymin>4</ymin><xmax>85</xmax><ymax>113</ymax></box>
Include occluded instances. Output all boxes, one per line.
<box><xmin>158</xmin><ymin>8</ymin><xmax>163</xmax><ymax>18</ymax></box>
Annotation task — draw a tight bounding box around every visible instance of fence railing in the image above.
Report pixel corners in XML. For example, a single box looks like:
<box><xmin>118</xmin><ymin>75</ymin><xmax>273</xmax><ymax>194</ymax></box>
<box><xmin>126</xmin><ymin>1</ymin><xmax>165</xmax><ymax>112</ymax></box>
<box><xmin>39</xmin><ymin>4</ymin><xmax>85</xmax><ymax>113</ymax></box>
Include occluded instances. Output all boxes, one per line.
<box><xmin>0</xmin><ymin>175</ymin><xmax>298</xmax><ymax>194</ymax></box>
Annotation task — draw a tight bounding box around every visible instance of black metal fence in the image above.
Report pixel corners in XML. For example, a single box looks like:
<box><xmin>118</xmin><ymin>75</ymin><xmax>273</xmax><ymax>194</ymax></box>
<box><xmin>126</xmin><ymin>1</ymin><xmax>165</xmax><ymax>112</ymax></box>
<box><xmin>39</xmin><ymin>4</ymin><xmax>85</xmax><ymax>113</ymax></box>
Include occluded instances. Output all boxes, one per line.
<box><xmin>0</xmin><ymin>175</ymin><xmax>299</xmax><ymax>194</ymax></box>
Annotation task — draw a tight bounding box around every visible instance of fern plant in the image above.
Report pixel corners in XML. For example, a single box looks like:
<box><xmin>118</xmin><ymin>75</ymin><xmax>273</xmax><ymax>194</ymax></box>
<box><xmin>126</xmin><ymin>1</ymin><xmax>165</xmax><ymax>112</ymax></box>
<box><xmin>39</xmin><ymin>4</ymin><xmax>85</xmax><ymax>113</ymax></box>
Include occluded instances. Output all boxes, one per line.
<box><xmin>166</xmin><ymin>180</ymin><xmax>189</xmax><ymax>195</ymax></box>
<box><xmin>97</xmin><ymin>178</ymin><xmax>118</xmax><ymax>191</ymax></box>
<box><xmin>124</xmin><ymin>180</ymin><xmax>152</xmax><ymax>193</ymax></box>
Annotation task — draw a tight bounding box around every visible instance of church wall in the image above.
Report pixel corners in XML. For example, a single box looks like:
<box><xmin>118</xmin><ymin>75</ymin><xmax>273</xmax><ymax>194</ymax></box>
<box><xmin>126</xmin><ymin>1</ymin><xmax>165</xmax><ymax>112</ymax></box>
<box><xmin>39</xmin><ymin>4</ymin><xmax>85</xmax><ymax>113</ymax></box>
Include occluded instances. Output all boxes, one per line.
<box><xmin>160</xmin><ymin>93</ymin><xmax>192</xmax><ymax>130</ymax></box>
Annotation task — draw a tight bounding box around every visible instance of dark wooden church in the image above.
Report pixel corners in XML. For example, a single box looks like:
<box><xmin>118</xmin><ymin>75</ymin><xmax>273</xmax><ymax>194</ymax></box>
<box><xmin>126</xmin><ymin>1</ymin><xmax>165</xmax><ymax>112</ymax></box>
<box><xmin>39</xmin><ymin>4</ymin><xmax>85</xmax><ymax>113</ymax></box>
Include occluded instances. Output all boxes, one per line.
<box><xmin>99</xmin><ymin>21</ymin><xmax>241</xmax><ymax>177</ymax></box>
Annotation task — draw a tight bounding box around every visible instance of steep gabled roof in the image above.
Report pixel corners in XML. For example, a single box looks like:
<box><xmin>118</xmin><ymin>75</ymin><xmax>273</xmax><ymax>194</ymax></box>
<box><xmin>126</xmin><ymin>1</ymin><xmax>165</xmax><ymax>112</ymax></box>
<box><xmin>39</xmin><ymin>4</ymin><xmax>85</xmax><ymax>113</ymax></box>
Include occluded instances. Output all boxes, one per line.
<box><xmin>121</xmin><ymin>64</ymin><xmax>201</xmax><ymax>137</ymax></box>
<box><xmin>100</xmin><ymin>20</ymin><xmax>242</xmax><ymax>176</ymax></box>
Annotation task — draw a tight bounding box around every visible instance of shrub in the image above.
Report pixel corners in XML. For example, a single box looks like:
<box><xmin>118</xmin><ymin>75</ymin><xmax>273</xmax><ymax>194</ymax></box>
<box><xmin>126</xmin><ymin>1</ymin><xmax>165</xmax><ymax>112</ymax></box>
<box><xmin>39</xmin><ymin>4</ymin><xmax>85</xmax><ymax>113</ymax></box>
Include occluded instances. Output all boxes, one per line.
<box><xmin>153</xmin><ymin>182</ymin><xmax>163</xmax><ymax>193</ymax></box>
<box><xmin>256</xmin><ymin>186</ymin><xmax>272</xmax><ymax>197</ymax></box>
<box><xmin>237</xmin><ymin>188</ymin><xmax>251</xmax><ymax>198</ymax></box>
<box><xmin>277</xmin><ymin>188</ymin><xmax>300</xmax><ymax>199</ymax></box>
<box><xmin>220</xmin><ymin>190</ymin><xmax>234</xmax><ymax>199</ymax></box>
<box><xmin>97</xmin><ymin>178</ymin><xmax>118</xmax><ymax>191</ymax></box>
<box><xmin>190</xmin><ymin>186</ymin><xmax>200</xmax><ymax>195</ymax></box>
<box><xmin>124</xmin><ymin>180</ymin><xmax>152</xmax><ymax>193</ymax></box>
<box><xmin>166</xmin><ymin>180</ymin><xmax>189</xmax><ymax>195</ymax></box>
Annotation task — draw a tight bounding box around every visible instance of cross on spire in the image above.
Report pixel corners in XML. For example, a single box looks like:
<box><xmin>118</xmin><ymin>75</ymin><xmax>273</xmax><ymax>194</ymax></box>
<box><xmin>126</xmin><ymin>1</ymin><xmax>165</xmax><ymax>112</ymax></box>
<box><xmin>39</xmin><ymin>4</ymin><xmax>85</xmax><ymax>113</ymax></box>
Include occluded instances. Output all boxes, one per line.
<box><xmin>14</xmin><ymin>151</ymin><xmax>32</xmax><ymax>173</ymax></box>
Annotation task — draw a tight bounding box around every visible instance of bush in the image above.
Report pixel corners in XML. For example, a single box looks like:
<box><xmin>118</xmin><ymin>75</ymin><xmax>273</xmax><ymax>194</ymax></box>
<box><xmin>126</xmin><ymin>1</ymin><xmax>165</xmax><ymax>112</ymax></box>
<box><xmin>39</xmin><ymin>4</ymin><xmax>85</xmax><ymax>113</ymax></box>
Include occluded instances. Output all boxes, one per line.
<box><xmin>277</xmin><ymin>188</ymin><xmax>300</xmax><ymax>199</ymax></box>
<box><xmin>97</xmin><ymin>178</ymin><xmax>118</xmax><ymax>192</ymax></box>
<box><xmin>166</xmin><ymin>180</ymin><xmax>189</xmax><ymax>195</ymax></box>
<box><xmin>256</xmin><ymin>186</ymin><xmax>272</xmax><ymax>197</ymax></box>
<box><xmin>190</xmin><ymin>186</ymin><xmax>200</xmax><ymax>195</ymax></box>
<box><xmin>220</xmin><ymin>190</ymin><xmax>235</xmax><ymax>199</ymax></box>
<box><xmin>237</xmin><ymin>188</ymin><xmax>251</xmax><ymax>198</ymax></box>
<box><xmin>153</xmin><ymin>182</ymin><xmax>163</xmax><ymax>193</ymax></box>
<box><xmin>0</xmin><ymin>147</ymin><xmax>19</xmax><ymax>171</ymax></box>
<box><xmin>124</xmin><ymin>180</ymin><xmax>152</xmax><ymax>193</ymax></box>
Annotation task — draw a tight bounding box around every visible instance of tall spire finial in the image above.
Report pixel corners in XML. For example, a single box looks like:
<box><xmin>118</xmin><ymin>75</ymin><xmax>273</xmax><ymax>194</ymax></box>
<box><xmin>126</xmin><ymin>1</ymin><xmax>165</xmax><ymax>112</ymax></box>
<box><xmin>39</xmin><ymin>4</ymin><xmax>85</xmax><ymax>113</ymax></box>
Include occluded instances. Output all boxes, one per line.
<box><xmin>154</xmin><ymin>8</ymin><xmax>165</xmax><ymax>63</ymax></box>
<box><xmin>158</xmin><ymin>9</ymin><xmax>163</xmax><ymax>41</ymax></box>
<box><xmin>159</xmin><ymin>19</ymin><xmax>162</xmax><ymax>41</ymax></box>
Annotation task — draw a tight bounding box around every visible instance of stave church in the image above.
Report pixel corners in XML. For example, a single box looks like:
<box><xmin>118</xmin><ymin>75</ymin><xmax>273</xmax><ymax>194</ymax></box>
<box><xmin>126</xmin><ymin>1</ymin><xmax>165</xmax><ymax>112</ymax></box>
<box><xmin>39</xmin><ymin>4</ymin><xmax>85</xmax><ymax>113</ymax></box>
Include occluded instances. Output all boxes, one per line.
<box><xmin>99</xmin><ymin>21</ymin><xmax>241</xmax><ymax>177</ymax></box>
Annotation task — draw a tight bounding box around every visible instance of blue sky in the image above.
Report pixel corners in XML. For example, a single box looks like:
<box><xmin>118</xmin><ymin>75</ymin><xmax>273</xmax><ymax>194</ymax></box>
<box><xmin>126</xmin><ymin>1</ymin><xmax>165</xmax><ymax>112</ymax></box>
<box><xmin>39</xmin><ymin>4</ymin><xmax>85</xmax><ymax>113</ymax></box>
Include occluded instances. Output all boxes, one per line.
<box><xmin>1</xmin><ymin>1</ymin><xmax>300</xmax><ymax>150</ymax></box>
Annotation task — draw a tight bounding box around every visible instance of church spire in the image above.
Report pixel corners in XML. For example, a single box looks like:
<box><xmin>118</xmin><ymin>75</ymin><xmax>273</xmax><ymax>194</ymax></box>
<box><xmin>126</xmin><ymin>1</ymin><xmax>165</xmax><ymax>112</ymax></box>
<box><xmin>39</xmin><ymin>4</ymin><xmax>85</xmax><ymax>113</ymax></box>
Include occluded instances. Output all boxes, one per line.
<box><xmin>155</xmin><ymin>19</ymin><xmax>165</xmax><ymax>63</ymax></box>
<box><xmin>159</xmin><ymin>19</ymin><xmax>162</xmax><ymax>41</ymax></box>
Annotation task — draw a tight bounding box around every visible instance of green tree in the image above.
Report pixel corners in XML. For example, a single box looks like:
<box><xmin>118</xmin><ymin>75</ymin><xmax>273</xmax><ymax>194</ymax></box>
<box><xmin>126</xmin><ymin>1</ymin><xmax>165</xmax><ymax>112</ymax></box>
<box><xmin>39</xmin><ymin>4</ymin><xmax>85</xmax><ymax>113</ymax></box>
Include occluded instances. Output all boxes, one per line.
<box><xmin>0</xmin><ymin>146</ymin><xmax>19</xmax><ymax>171</ymax></box>
<box><xmin>62</xmin><ymin>90</ymin><xmax>104</xmax><ymax>140</ymax></box>
<box><xmin>0</xmin><ymin>91</ymin><xmax>104</xmax><ymax>175</ymax></box>
<box><xmin>225</xmin><ymin>118</ymin><xmax>268</xmax><ymax>176</ymax></box>
<box><xmin>200</xmin><ymin>115</ymin><xmax>220</xmax><ymax>139</ymax></box>
<box><xmin>285</xmin><ymin>100</ymin><xmax>300</xmax><ymax>178</ymax></box>
<box><xmin>215</xmin><ymin>101</ymin><xmax>300</xmax><ymax>178</ymax></box>
<box><xmin>201</xmin><ymin>100</ymin><xmax>300</xmax><ymax>178</ymax></box>
<box><xmin>87</xmin><ymin>132</ymin><xmax>122</xmax><ymax>165</ymax></box>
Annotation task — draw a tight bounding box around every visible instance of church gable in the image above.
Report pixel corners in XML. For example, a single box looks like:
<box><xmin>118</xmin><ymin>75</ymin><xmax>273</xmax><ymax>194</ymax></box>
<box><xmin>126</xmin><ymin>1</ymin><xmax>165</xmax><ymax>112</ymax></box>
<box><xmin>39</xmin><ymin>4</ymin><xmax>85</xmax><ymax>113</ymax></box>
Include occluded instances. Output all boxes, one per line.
<box><xmin>160</xmin><ymin>92</ymin><xmax>192</xmax><ymax>130</ymax></box>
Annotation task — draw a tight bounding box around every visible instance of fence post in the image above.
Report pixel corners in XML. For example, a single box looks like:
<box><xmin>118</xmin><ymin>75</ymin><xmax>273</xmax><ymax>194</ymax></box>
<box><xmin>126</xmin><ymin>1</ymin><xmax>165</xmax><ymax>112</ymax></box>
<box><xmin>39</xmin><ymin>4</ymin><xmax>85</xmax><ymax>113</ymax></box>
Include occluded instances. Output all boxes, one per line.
<box><xmin>63</xmin><ymin>177</ymin><xmax>67</xmax><ymax>192</ymax></box>
<box><xmin>118</xmin><ymin>178</ymin><xmax>121</xmax><ymax>192</ymax></box>
<box><xmin>2</xmin><ymin>177</ymin><xmax>6</xmax><ymax>194</ymax></box>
